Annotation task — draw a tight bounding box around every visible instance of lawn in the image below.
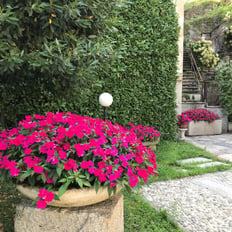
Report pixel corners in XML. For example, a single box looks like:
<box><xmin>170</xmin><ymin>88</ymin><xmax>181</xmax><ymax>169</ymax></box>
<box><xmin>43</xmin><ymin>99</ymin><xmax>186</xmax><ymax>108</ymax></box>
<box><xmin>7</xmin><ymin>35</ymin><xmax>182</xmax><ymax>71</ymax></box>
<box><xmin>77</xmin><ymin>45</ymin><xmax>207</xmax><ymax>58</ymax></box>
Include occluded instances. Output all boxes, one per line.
<box><xmin>1</xmin><ymin>140</ymin><xmax>231</xmax><ymax>232</ymax></box>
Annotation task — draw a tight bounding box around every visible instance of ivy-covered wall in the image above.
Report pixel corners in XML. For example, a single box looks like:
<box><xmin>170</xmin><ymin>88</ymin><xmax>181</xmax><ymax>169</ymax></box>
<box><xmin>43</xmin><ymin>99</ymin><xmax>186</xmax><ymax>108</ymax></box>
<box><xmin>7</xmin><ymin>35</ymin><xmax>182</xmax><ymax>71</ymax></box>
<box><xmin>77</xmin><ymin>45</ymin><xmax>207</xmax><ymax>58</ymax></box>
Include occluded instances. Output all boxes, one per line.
<box><xmin>0</xmin><ymin>0</ymin><xmax>179</xmax><ymax>140</ymax></box>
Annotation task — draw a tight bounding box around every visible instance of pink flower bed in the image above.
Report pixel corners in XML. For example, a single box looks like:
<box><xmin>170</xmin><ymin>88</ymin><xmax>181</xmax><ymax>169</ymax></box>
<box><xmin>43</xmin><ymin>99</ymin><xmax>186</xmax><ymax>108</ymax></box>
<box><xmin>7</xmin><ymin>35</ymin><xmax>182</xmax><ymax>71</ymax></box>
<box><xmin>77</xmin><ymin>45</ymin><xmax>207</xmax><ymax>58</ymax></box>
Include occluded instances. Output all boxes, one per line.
<box><xmin>177</xmin><ymin>108</ymin><xmax>220</xmax><ymax>127</ymax></box>
<box><xmin>0</xmin><ymin>112</ymin><xmax>158</xmax><ymax>209</ymax></box>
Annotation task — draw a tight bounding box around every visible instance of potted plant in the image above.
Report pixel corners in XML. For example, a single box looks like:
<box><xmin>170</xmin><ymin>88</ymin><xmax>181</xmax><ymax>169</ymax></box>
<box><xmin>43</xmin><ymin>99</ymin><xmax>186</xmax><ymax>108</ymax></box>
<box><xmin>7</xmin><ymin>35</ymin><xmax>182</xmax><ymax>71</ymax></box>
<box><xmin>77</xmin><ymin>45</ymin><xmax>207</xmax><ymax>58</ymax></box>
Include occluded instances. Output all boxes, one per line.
<box><xmin>127</xmin><ymin>123</ymin><xmax>160</xmax><ymax>151</ymax></box>
<box><xmin>0</xmin><ymin>112</ymin><xmax>158</xmax><ymax>209</ymax></box>
<box><xmin>177</xmin><ymin>114</ymin><xmax>189</xmax><ymax>129</ymax></box>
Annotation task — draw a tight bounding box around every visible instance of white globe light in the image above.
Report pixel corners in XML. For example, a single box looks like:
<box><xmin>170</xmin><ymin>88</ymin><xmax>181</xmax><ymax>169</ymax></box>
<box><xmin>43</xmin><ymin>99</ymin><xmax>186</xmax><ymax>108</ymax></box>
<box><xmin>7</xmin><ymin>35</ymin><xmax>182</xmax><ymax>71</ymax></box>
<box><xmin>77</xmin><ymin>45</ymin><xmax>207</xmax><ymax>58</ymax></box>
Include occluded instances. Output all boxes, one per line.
<box><xmin>99</xmin><ymin>93</ymin><xmax>113</xmax><ymax>107</ymax></box>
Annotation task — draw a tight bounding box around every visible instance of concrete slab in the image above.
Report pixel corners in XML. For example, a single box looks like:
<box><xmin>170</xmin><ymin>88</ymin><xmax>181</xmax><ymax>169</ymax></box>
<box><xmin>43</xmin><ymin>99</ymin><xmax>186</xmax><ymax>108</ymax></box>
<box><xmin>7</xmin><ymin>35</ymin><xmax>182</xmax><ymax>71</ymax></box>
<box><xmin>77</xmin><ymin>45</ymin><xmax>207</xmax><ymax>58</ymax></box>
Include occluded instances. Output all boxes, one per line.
<box><xmin>197</xmin><ymin>161</ymin><xmax>228</xmax><ymax>168</ymax></box>
<box><xmin>218</xmin><ymin>154</ymin><xmax>232</xmax><ymax>162</ymax></box>
<box><xmin>178</xmin><ymin>157</ymin><xmax>212</xmax><ymax>164</ymax></box>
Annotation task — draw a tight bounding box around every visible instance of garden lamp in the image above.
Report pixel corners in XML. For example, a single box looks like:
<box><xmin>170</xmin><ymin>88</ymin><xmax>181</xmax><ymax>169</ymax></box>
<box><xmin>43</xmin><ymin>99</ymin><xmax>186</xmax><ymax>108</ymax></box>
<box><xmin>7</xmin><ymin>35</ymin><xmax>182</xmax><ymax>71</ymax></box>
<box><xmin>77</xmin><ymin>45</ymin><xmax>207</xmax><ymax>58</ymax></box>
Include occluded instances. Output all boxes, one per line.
<box><xmin>99</xmin><ymin>92</ymin><xmax>113</xmax><ymax>120</ymax></box>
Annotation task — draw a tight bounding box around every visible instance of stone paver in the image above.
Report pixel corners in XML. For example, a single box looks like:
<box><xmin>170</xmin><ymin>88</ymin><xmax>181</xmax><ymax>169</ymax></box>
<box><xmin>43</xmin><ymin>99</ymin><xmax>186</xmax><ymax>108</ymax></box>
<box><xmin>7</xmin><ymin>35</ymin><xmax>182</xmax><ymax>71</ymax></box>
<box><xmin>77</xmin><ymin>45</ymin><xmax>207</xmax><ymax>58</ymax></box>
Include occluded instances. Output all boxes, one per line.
<box><xmin>178</xmin><ymin>157</ymin><xmax>211</xmax><ymax>164</ymax></box>
<box><xmin>142</xmin><ymin>134</ymin><xmax>232</xmax><ymax>232</ymax></box>
<box><xmin>196</xmin><ymin>161</ymin><xmax>228</xmax><ymax>168</ymax></box>
<box><xmin>185</xmin><ymin>134</ymin><xmax>232</xmax><ymax>160</ymax></box>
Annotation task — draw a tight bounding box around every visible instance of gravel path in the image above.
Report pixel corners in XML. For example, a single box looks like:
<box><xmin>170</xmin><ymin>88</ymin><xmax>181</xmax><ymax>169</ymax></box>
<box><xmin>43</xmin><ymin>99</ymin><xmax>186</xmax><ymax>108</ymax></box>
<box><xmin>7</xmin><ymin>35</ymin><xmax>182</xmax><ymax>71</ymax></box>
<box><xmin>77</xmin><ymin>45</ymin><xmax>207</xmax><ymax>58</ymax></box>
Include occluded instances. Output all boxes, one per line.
<box><xmin>140</xmin><ymin>170</ymin><xmax>232</xmax><ymax>232</ymax></box>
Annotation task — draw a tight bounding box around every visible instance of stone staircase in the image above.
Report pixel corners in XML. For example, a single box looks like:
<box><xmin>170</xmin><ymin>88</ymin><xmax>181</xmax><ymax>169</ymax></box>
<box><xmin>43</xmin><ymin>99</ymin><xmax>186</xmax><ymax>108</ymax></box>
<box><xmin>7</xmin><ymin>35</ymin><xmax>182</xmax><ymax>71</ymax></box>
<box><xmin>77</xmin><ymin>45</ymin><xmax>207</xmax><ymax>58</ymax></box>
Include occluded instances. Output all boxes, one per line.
<box><xmin>182</xmin><ymin>50</ymin><xmax>202</xmax><ymax>102</ymax></box>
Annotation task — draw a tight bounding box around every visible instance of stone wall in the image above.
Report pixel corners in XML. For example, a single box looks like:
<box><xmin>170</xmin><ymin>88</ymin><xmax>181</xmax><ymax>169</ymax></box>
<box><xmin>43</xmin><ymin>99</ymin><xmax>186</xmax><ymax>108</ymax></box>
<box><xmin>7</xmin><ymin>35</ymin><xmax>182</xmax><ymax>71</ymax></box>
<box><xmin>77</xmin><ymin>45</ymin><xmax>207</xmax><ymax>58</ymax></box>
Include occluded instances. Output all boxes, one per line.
<box><xmin>175</xmin><ymin>0</ymin><xmax>184</xmax><ymax>114</ymax></box>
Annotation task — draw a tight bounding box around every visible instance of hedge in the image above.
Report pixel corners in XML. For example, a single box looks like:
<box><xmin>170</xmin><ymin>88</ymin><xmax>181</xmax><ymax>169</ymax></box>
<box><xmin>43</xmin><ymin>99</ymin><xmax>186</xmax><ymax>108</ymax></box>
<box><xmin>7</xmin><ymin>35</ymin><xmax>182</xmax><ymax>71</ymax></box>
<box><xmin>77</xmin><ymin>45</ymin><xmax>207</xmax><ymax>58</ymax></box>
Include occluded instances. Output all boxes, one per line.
<box><xmin>0</xmin><ymin>0</ymin><xmax>179</xmax><ymax>140</ymax></box>
<box><xmin>75</xmin><ymin>0</ymin><xmax>179</xmax><ymax>140</ymax></box>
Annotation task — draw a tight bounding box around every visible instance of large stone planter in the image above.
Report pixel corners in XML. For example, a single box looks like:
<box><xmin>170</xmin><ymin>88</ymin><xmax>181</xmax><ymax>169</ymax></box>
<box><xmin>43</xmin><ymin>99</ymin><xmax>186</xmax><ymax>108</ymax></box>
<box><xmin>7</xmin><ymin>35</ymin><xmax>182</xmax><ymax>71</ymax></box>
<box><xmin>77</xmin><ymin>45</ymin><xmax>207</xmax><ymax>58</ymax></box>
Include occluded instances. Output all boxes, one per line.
<box><xmin>16</xmin><ymin>184</ymin><xmax>122</xmax><ymax>207</ymax></box>
<box><xmin>143</xmin><ymin>138</ymin><xmax>160</xmax><ymax>151</ymax></box>
<box><xmin>186</xmin><ymin>119</ymin><xmax>222</xmax><ymax>136</ymax></box>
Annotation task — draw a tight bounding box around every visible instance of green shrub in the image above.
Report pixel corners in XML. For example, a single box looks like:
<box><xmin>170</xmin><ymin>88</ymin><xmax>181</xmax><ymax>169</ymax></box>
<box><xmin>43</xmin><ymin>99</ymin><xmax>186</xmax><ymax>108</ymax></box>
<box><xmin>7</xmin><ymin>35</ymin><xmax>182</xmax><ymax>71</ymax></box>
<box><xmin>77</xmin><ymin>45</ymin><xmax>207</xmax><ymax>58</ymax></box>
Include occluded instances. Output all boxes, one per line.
<box><xmin>215</xmin><ymin>60</ymin><xmax>232</xmax><ymax>115</ymax></box>
<box><xmin>0</xmin><ymin>0</ymin><xmax>116</xmax><ymax>127</ymax></box>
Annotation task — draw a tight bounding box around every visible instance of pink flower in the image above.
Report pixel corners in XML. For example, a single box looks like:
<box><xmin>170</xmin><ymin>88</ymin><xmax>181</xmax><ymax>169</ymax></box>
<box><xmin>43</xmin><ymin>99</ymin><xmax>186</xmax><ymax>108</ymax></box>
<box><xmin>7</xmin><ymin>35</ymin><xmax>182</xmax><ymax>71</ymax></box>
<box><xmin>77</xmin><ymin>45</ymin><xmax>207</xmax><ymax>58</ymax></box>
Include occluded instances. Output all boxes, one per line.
<box><xmin>37</xmin><ymin>199</ymin><xmax>47</xmax><ymax>209</ymax></box>
<box><xmin>24</xmin><ymin>148</ymin><xmax>33</xmax><ymax>155</ymax></box>
<box><xmin>37</xmin><ymin>188</ymin><xmax>55</xmax><ymax>209</ymax></box>
<box><xmin>64</xmin><ymin>158</ymin><xmax>78</xmax><ymax>171</ymax></box>
<box><xmin>33</xmin><ymin>166</ymin><xmax>44</xmax><ymax>174</ymax></box>
<box><xmin>129</xmin><ymin>175</ymin><xmax>139</xmax><ymax>187</ymax></box>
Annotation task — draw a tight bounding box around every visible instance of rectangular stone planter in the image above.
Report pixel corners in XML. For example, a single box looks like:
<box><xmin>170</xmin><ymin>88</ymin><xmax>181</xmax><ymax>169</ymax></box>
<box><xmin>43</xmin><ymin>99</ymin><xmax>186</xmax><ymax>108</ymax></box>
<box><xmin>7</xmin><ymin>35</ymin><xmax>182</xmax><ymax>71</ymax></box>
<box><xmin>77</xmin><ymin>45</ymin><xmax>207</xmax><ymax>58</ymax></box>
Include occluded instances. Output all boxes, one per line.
<box><xmin>186</xmin><ymin>120</ymin><xmax>222</xmax><ymax>136</ymax></box>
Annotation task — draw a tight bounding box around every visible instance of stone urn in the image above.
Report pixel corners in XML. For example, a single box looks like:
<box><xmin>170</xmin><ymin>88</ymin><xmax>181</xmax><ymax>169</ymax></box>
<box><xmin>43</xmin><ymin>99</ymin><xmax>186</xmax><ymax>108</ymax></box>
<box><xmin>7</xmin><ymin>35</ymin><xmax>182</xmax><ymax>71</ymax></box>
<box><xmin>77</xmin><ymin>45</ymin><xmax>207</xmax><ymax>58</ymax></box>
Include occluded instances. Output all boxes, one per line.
<box><xmin>16</xmin><ymin>184</ymin><xmax>122</xmax><ymax>207</ymax></box>
<box><xmin>143</xmin><ymin>138</ymin><xmax>160</xmax><ymax>151</ymax></box>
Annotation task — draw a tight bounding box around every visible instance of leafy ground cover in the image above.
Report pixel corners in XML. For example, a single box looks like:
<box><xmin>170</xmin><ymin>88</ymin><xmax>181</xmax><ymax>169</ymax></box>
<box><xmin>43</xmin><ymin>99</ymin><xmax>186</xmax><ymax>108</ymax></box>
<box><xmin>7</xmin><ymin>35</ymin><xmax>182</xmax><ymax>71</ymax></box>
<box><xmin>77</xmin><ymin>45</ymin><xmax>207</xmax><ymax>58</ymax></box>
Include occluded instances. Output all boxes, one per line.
<box><xmin>1</xmin><ymin>140</ymin><xmax>231</xmax><ymax>231</ymax></box>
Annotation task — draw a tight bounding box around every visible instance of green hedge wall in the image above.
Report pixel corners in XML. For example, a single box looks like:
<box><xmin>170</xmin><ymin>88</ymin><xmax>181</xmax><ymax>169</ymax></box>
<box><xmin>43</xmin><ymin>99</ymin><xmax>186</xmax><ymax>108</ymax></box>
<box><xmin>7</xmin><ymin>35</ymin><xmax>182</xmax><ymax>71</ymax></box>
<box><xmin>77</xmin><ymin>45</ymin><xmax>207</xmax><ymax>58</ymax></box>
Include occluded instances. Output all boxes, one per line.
<box><xmin>75</xmin><ymin>0</ymin><xmax>179</xmax><ymax>140</ymax></box>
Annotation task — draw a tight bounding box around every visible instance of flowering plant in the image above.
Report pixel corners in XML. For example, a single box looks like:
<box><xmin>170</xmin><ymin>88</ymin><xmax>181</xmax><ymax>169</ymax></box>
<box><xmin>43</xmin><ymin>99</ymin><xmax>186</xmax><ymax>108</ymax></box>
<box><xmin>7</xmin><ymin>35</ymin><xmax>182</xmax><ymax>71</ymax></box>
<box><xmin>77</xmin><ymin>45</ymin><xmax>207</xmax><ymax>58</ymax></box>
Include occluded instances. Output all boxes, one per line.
<box><xmin>223</xmin><ymin>24</ymin><xmax>232</xmax><ymax>48</ymax></box>
<box><xmin>189</xmin><ymin>38</ymin><xmax>220</xmax><ymax>68</ymax></box>
<box><xmin>177</xmin><ymin>108</ymin><xmax>220</xmax><ymax>126</ymax></box>
<box><xmin>0</xmin><ymin>112</ymin><xmax>157</xmax><ymax>209</ymax></box>
<box><xmin>127</xmin><ymin>123</ymin><xmax>161</xmax><ymax>142</ymax></box>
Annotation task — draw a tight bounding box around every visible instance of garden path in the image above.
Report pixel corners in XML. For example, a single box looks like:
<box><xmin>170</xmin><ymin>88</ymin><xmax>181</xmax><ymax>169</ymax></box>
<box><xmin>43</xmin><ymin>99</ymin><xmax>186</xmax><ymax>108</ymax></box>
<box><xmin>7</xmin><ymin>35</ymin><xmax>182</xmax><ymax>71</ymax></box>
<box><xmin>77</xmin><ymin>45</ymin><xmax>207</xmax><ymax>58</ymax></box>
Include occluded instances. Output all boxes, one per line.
<box><xmin>141</xmin><ymin>134</ymin><xmax>232</xmax><ymax>232</ymax></box>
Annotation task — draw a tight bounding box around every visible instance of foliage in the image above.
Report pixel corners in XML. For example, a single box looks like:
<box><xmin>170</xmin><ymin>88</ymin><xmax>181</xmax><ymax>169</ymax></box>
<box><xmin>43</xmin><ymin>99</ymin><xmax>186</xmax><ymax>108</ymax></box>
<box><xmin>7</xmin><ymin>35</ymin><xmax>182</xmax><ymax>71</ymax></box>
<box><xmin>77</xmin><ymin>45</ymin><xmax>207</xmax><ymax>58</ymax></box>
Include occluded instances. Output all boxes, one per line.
<box><xmin>215</xmin><ymin>60</ymin><xmax>232</xmax><ymax>115</ymax></box>
<box><xmin>0</xmin><ymin>0</ymin><xmax>117</xmax><ymax>128</ymax></box>
<box><xmin>75</xmin><ymin>0</ymin><xmax>179</xmax><ymax>141</ymax></box>
<box><xmin>0</xmin><ymin>0</ymin><xmax>179</xmax><ymax>141</ymax></box>
<box><xmin>223</xmin><ymin>24</ymin><xmax>232</xmax><ymax>48</ymax></box>
<box><xmin>0</xmin><ymin>112</ymin><xmax>158</xmax><ymax>209</ymax></box>
<box><xmin>189</xmin><ymin>38</ymin><xmax>220</xmax><ymax>68</ymax></box>
<box><xmin>184</xmin><ymin>0</ymin><xmax>232</xmax><ymax>38</ymax></box>
<box><xmin>151</xmin><ymin>140</ymin><xmax>231</xmax><ymax>182</ymax></box>
<box><xmin>177</xmin><ymin>108</ymin><xmax>220</xmax><ymax>126</ymax></box>
<box><xmin>124</xmin><ymin>190</ymin><xmax>183</xmax><ymax>232</ymax></box>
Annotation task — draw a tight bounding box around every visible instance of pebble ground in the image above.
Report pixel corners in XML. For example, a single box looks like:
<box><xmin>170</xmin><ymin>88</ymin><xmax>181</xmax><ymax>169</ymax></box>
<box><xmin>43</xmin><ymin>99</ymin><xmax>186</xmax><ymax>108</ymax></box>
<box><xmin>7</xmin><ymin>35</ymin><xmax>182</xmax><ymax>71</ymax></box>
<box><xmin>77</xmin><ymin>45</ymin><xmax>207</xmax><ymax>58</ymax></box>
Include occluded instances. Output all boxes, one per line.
<box><xmin>141</xmin><ymin>134</ymin><xmax>232</xmax><ymax>232</ymax></box>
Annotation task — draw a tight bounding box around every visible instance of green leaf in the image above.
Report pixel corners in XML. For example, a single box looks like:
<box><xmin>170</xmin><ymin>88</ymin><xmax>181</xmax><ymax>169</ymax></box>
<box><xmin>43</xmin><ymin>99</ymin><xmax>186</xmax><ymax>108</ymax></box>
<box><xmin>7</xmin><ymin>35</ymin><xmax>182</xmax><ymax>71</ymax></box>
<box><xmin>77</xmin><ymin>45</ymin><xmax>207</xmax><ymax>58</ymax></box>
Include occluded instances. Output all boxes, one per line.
<box><xmin>94</xmin><ymin>180</ymin><xmax>100</xmax><ymax>193</ymax></box>
<box><xmin>82</xmin><ymin>180</ymin><xmax>91</xmax><ymax>187</ymax></box>
<box><xmin>58</xmin><ymin>180</ymin><xmax>71</xmax><ymax>197</ymax></box>
<box><xmin>75</xmin><ymin>177</ymin><xmax>83</xmax><ymax>188</ymax></box>
<box><xmin>56</xmin><ymin>165</ymin><xmax>63</xmax><ymax>177</ymax></box>
<box><xmin>19</xmin><ymin>170</ymin><xmax>33</xmax><ymax>180</ymax></box>
<box><xmin>58</xmin><ymin>178</ymin><xmax>67</xmax><ymax>183</ymax></box>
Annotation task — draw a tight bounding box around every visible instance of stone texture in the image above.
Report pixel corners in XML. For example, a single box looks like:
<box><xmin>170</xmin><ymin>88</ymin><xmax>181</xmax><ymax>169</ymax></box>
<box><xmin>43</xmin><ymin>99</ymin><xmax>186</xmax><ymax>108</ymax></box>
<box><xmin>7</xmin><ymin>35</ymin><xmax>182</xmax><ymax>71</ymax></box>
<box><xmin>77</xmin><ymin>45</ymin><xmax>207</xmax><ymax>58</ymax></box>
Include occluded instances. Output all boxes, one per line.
<box><xmin>15</xmin><ymin>194</ymin><xmax>123</xmax><ymax>232</ymax></box>
<box><xmin>178</xmin><ymin>157</ymin><xmax>211</xmax><ymax>164</ymax></box>
<box><xmin>186</xmin><ymin>120</ymin><xmax>222</xmax><ymax>136</ymax></box>
<box><xmin>140</xmin><ymin>170</ymin><xmax>232</xmax><ymax>232</ymax></box>
<box><xmin>185</xmin><ymin>134</ymin><xmax>232</xmax><ymax>159</ymax></box>
<box><xmin>196</xmin><ymin>161</ymin><xmax>228</xmax><ymax>168</ymax></box>
<box><xmin>218</xmin><ymin>154</ymin><xmax>232</xmax><ymax>162</ymax></box>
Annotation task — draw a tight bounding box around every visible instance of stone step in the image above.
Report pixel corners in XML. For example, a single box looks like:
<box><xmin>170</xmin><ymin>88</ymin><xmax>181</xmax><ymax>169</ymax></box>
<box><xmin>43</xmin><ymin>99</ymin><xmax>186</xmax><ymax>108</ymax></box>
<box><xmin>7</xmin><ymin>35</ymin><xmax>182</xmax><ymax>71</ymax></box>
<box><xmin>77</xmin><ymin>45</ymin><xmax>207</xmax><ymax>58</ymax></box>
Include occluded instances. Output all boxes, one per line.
<box><xmin>177</xmin><ymin>157</ymin><xmax>229</xmax><ymax>170</ymax></box>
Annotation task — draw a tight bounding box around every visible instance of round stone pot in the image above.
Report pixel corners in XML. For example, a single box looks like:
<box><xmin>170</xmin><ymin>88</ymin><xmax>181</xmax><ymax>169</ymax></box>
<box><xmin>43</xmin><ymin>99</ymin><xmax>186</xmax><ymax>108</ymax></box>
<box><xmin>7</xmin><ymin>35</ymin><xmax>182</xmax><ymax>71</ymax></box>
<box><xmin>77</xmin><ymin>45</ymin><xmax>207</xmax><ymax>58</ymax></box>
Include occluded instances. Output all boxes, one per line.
<box><xmin>16</xmin><ymin>184</ymin><xmax>122</xmax><ymax>208</ymax></box>
<box><xmin>143</xmin><ymin>138</ymin><xmax>160</xmax><ymax>151</ymax></box>
<box><xmin>179</xmin><ymin>123</ymin><xmax>188</xmax><ymax>129</ymax></box>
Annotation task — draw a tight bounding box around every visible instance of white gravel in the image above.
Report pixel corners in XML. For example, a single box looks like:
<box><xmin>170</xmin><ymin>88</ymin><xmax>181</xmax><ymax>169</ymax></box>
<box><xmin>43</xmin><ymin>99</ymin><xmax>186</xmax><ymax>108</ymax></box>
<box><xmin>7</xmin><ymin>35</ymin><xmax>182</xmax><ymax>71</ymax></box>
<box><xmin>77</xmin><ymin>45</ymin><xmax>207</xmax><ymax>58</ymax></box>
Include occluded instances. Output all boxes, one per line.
<box><xmin>140</xmin><ymin>170</ymin><xmax>232</xmax><ymax>232</ymax></box>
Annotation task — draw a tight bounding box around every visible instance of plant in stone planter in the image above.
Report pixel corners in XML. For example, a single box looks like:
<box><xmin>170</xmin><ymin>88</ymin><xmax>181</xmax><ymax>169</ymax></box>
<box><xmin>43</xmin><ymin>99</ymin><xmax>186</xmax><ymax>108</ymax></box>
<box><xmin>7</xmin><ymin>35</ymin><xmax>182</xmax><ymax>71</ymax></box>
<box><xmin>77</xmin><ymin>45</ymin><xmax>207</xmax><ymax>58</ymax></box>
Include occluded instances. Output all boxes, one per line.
<box><xmin>177</xmin><ymin>108</ymin><xmax>220</xmax><ymax>127</ymax></box>
<box><xmin>127</xmin><ymin>123</ymin><xmax>160</xmax><ymax>143</ymax></box>
<box><xmin>177</xmin><ymin>114</ymin><xmax>190</xmax><ymax>128</ymax></box>
<box><xmin>0</xmin><ymin>112</ymin><xmax>157</xmax><ymax>209</ymax></box>
<box><xmin>127</xmin><ymin>123</ymin><xmax>161</xmax><ymax>151</ymax></box>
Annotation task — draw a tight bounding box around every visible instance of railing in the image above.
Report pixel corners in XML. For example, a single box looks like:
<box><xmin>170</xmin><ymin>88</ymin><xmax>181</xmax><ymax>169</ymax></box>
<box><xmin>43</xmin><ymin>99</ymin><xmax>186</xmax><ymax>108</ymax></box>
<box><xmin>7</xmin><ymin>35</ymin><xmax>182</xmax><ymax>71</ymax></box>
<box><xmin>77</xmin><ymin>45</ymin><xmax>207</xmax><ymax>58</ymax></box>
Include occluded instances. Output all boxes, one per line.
<box><xmin>188</xmin><ymin>51</ymin><xmax>206</xmax><ymax>103</ymax></box>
